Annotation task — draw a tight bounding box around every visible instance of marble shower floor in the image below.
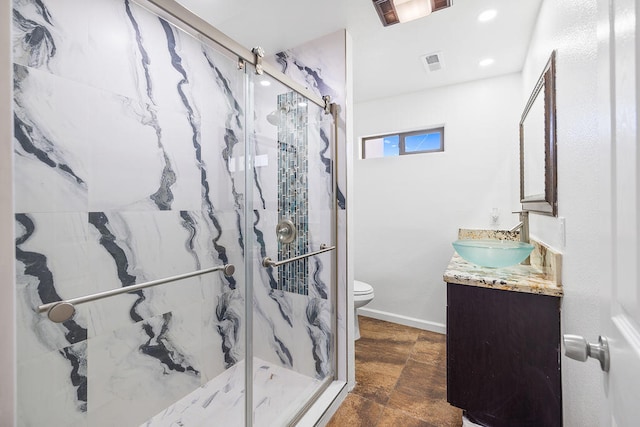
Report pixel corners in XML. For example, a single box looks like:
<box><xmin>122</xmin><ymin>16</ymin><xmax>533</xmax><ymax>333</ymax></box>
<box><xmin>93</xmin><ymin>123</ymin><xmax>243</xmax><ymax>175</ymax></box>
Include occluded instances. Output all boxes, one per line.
<box><xmin>328</xmin><ymin>317</ymin><xmax>462</xmax><ymax>427</ymax></box>
<box><xmin>143</xmin><ymin>358</ymin><xmax>323</xmax><ymax>427</ymax></box>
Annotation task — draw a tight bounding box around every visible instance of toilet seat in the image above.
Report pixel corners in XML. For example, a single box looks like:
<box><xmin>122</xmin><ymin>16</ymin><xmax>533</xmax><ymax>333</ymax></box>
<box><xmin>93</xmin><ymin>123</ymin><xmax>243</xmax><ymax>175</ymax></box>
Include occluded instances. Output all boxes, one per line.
<box><xmin>354</xmin><ymin>280</ymin><xmax>375</xmax><ymax>340</ymax></box>
<box><xmin>354</xmin><ymin>280</ymin><xmax>374</xmax><ymax>297</ymax></box>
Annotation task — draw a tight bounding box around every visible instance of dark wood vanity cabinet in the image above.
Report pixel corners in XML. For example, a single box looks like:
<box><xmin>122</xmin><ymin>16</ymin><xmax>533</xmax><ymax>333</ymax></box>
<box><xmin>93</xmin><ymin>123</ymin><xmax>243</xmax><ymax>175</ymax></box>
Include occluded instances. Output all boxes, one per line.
<box><xmin>446</xmin><ymin>283</ymin><xmax>562</xmax><ymax>427</ymax></box>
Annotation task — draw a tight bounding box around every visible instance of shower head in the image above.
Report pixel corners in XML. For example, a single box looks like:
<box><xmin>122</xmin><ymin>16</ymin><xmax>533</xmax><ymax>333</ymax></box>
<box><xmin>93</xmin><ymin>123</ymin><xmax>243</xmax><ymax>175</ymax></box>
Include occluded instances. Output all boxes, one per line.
<box><xmin>266</xmin><ymin>103</ymin><xmax>294</xmax><ymax>126</ymax></box>
<box><xmin>266</xmin><ymin>110</ymin><xmax>280</xmax><ymax>126</ymax></box>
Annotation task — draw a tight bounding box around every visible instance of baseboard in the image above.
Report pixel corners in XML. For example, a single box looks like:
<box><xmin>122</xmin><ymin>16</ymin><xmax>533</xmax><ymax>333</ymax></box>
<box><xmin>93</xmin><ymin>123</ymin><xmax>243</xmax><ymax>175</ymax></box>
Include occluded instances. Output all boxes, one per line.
<box><xmin>357</xmin><ymin>307</ymin><xmax>446</xmax><ymax>334</ymax></box>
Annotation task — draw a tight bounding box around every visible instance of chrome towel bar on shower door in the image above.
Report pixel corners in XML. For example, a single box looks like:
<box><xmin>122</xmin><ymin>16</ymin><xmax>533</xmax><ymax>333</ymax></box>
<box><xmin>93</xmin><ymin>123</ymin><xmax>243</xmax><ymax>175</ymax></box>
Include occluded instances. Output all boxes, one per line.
<box><xmin>262</xmin><ymin>244</ymin><xmax>335</xmax><ymax>268</ymax></box>
<box><xmin>37</xmin><ymin>263</ymin><xmax>236</xmax><ymax>323</ymax></box>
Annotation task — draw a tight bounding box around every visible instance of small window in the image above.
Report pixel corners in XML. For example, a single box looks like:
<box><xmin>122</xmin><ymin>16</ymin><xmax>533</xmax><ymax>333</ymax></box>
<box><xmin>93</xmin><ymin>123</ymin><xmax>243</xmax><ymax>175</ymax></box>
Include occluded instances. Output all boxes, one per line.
<box><xmin>361</xmin><ymin>127</ymin><xmax>444</xmax><ymax>159</ymax></box>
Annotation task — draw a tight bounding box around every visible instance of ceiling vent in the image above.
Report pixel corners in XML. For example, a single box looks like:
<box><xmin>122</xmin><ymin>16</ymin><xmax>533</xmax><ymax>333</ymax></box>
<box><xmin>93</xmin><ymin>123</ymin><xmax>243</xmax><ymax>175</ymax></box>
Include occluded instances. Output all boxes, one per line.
<box><xmin>421</xmin><ymin>52</ymin><xmax>444</xmax><ymax>72</ymax></box>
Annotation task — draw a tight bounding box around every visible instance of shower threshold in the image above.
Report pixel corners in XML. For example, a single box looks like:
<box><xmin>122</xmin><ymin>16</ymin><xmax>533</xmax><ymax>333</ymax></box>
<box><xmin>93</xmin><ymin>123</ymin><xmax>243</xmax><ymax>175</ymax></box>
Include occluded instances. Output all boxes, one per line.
<box><xmin>142</xmin><ymin>358</ymin><xmax>324</xmax><ymax>426</ymax></box>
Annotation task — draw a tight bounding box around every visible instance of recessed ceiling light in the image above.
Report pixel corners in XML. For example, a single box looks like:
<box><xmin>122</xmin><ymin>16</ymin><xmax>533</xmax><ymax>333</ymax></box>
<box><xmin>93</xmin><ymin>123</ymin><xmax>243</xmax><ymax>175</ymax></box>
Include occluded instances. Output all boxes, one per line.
<box><xmin>259</xmin><ymin>80</ymin><xmax>271</xmax><ymax>87</ymax></box>
<box><xmin>372</xmin><ymin>0</ymin><xmax>452</xmax><ymax>26</ymax></box>
<box><xmin>479</xmin><ymin>58</ymin><xmax>495</xmax><ymax>67</ymax></box>
<box><xmin>478</xmin><ymin>9</ymin><xmax>498</xmax><ymax>22</ymax></box>
<box><xmin>395</xmin><ymin>0</ymin><xmax>432</xmax><ymax>23</ymax></box>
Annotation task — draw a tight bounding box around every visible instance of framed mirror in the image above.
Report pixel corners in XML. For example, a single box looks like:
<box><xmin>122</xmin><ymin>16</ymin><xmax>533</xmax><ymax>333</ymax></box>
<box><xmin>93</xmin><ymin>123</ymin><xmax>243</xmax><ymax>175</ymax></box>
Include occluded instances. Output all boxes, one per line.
<box><xmin>520</xmin><ymin>50</ymin><xmax>557</xmax><ymax>216</ymax></box>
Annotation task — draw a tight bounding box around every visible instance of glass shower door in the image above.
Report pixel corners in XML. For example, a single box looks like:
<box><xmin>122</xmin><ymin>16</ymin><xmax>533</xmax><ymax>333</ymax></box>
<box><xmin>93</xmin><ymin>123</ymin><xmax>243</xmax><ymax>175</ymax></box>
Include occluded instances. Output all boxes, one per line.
<box><xmin>13</xmin><ymin>0</ymin><xmax>248</xmax><ymax>424</ymax></box>
<box><xmin>246</xmin><ymin>69</ymin><xmax>337</xmax><ymax>426</ymax></box>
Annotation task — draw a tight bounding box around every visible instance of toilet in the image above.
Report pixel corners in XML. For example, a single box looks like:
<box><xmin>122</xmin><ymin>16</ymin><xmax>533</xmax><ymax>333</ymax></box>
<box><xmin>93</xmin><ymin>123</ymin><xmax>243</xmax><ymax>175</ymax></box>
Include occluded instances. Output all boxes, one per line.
<box><xmin>354</xmin><ymin>280</ymin><xmax>375</xmax><ymax>340</ymax></box>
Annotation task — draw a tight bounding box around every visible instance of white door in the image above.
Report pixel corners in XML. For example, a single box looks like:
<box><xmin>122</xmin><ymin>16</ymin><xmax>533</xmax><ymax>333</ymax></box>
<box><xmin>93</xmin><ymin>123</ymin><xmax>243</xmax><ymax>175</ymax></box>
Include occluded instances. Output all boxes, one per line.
<box><xmin>605</xmin><ymin>0</ymin><xmax>640</xmax><ymax>424</ymax></box>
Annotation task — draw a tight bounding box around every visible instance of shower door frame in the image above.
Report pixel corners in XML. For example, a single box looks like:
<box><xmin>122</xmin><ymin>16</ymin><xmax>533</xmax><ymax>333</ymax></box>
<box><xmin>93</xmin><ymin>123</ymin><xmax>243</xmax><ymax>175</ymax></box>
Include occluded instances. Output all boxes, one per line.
<box><xmin>135</xmin><ymin>0</ymin><xmax>346</xmax><ymax>425</ymax></box>
<box><xmin>143</xmin><ymin>0</ymin><xmax>327</xmax><ymax>108</ymax></box>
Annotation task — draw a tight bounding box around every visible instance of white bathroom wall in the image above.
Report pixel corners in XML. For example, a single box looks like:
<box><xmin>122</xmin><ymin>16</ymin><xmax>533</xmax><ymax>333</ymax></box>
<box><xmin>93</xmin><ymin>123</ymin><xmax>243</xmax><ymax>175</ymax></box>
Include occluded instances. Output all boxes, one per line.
<box><xmin>520</xmin><ymin>0</ymin><xmax>609</xmax><ymax>425</ymax></box>
<box><xmin>353</xmin><ymin>73</ymin><xmax>522</xmax><ymax>331</ymax></box>
<box><xmin>0</xmin><ymin>0</ymin><xmax>15</xmax><ymax>424</ymax></box>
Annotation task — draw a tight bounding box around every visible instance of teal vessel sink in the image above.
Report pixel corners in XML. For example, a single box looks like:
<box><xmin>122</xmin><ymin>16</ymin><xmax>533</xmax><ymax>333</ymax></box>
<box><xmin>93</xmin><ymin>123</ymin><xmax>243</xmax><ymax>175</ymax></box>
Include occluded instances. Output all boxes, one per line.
<box><xmin>452</xmin><ymin>239</ymin><xmax>534</xmax><ymax>268</ymax></box>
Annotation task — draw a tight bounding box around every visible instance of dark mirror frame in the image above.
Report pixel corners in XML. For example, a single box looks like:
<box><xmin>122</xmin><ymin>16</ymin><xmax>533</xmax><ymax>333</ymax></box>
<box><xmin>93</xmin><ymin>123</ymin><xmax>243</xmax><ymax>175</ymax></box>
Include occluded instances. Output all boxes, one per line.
<box><xmin>520</xmin><ymin>50</ymin><xmax>558</xmax><ymax>216</ymax></box>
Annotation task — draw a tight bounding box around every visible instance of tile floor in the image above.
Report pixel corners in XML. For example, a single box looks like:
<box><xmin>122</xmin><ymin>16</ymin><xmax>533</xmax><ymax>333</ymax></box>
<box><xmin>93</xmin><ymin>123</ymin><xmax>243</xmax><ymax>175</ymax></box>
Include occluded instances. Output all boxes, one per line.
<box><xmin>328</xmin><ymin>317</ymin><xmax>463</xmax><ymax>427</ymax></box>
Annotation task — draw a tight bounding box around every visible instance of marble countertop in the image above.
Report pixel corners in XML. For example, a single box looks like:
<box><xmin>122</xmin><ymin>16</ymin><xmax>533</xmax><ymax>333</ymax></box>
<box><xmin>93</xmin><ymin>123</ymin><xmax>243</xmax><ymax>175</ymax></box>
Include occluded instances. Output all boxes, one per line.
<box><xmin>443</xmin><ymin>229</ymin><xmax>563</xmax><ymax>297</ymax></box>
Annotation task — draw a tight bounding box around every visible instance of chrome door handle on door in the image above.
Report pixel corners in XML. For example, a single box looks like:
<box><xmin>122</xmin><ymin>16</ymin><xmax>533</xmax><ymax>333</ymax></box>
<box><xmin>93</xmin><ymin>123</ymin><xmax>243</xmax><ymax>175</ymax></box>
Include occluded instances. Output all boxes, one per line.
<box><xmin>563</xmin><ymin>334</ymin><xmax>610</xmax><ymax>372</ymax></box>
<box><xmin>262</xmin><ymin>244</ymin><xmax>335</xmax><ymax>268</ymax></box>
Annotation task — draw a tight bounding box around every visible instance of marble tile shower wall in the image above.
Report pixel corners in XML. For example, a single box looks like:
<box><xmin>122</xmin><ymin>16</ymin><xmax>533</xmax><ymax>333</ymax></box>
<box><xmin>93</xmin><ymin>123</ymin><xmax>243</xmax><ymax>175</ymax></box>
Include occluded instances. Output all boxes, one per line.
<box><xmin>272</xmin><ymin>30</ymin><xmax>348</xmax><ymax>379</ymax></box>
<box><xmin>249</xmin><ymin>93</ymin><xmax>334</xmax><ymax>378</ymax></box>
<box><xmin>13</xmin><ymin>0</ymin><xmax>247</xmax><ymax>425</ymax></box>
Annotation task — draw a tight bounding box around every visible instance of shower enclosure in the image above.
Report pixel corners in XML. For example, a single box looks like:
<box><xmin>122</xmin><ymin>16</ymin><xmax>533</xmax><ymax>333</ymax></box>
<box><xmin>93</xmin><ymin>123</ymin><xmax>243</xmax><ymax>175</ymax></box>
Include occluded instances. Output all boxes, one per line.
<box><xmin>12</xmin><ymin>0</ymin><xmax>342</xmax><ymax>425</ymax></box>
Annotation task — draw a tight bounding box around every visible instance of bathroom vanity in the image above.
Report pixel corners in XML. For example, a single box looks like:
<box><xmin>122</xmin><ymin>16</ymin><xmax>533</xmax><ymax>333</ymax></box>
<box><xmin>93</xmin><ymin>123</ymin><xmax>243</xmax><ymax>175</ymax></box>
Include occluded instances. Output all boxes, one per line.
<box><xmin>443</xmin><ymin>230</ymin><xmax>563</xmax><ymax>427</ymax></box>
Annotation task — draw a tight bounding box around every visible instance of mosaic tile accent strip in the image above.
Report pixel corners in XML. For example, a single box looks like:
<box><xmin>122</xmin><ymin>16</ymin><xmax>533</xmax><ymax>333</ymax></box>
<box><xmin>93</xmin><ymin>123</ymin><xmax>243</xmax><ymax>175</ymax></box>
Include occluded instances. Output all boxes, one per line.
<box><xmin>277</xmin><ymin>92</ymin><xmax>309</xmax><ymax>295</ymax></box>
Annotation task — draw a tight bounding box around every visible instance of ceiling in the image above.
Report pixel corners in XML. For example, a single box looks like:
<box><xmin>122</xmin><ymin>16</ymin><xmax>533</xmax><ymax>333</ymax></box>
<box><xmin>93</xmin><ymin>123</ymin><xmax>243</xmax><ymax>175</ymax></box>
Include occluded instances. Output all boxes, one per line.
<box><xmin>176</xmin><ymin>0</ymin><xmax>543</xmax><ymax>103</ymax></box>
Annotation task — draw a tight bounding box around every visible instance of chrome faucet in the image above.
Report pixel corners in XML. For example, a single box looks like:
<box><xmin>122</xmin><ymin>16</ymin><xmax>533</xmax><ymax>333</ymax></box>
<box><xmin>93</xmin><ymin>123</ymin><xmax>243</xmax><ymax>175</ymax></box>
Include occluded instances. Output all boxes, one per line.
<box><xmin>509</xmin><ymin>211</ymin><xmax>531</xmax><ymax>265</ymax></box>
<box><xmin>509</xmin><ymin>210</ymin><xmax>530</xmax><ymax>244</ymax></box>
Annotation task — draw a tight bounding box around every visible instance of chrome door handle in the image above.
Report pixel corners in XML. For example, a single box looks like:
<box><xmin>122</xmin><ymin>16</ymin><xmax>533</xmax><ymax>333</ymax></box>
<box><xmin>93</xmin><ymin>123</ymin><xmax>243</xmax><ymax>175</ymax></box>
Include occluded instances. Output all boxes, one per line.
<box><xmin>563</xmin><ymin>334</ymin><xmax>610</xmax><ymax>372</ymax></box>
<box><xmin>38</xmin><ymin>263</ymin><xmax>236</xmax><ymax>323</ymax></box>
<box><xmin>262</xmin><ymin>244</ymin><xmax>335</xmax><ymax>268</ymax></box>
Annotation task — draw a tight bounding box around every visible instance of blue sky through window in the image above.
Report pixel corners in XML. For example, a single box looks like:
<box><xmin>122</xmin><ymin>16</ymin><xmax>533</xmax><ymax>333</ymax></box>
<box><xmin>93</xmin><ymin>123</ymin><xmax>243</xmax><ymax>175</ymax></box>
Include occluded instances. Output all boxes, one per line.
<box><xmin>405</xmin><ymin>132</ymin><xmax>442</xmax><ymax>152</ymax></box>
<box><xmin>362</xmin><ymin>127</ymin><xmax>443</xmax><ymax>159</ymax></box>
<box><xmin>383</xmin><ymin>135</ymin><xmax>399</xmax><ymax>157</ymax></box>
